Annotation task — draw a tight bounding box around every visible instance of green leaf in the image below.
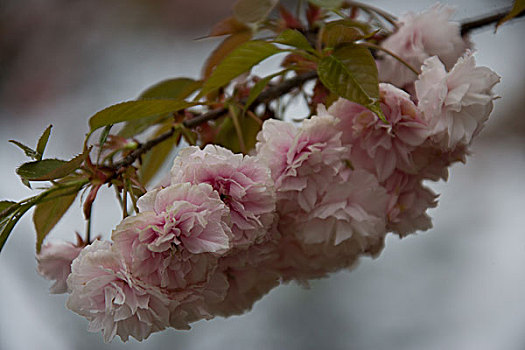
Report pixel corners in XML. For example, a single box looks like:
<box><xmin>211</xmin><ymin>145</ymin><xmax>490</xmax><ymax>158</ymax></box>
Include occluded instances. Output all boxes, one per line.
<box><xmin>215</xmin><ymin>113</ymin><xmax>261</xmax><ymax>154</ymax></box>
<box><xmin>308</xmin><ymin>0</ymin><xmax>343</xmax><ymax>9</ymax></box>
<box><xmin>139</xmin><ymin>125</ymin><xmax>181</xmax><ymax>185</ymax></box>
<box><xmin>9</xmin><ymin>140</ymin><xmax>39</xmax><ymax>160</ymax></box>
<box><xmin>244</xmin><ymin>70</ymin><xmax>287</xmax><ymax>111</ymax></box>
<box><xmin>317</xmin><ymin>43</ymin><xmax>384</xmax><ymax>120</ymax></box>
<box><xmin>89</xmin><ymin>99</ymin><xmax>195</xmax><ymax>132</ymax></box>
<box><xmin>199</xmin><ymin>41</ymin><xmax>281</xmax><ymax>97</ymax></box>
<box><xmin>16</xmin><ymin>152</ymin><xmax>86</xmax><ymax>181</ymax></box>
<box><xmin>229</xmin><ymin>104</ymin><xmax>246</xmax><ymax>153</ymax></box>
<box><xmin>0</xmin><ymin>179</ymin><xmax>89</xmax><ymax>254</ymax></box>
<box><xmin>33</xmin><ymin>187</ymin><xmax>79</xmax><ymax>252</ymax></box>
<box><xmin>209</xmin><ymin>16</ymin><xmax>251</xmax><ymax>37</ymax></box>
<box><xmin>116</xmin><ymin>79</ymin><xmax>202</xmax><ymax>138</ymax></box>
<box><xmin>275</xmin><ymin>29</ymin><xmax>315</xmax><ymax>53</ymax></box>
<box><xmin>98</xmin><ymin>125</ymin><xmax>112</xmax><ymax>147</ymax></box>
<box><xmin>139</xmin><ymin>78</ymin><xmax>202</xmax><ymax>100</ymax></box>
<box><xmin>180</xmin><ymin>126</ymin><xmax>197</xmax><ymax>146</ymax></box>
<box><xmin>36</xmin><ymin>125</ymin><xmax>52</xmax><ymax>160</ymax></box>
<box><xmin>10</xmin><ymin>125</ymin><xmax>53</xmax><ymax>161</ymax></box>
<box><xmin>17</xmin><ymin>159</ymin><xmax>66</xmax><ymax>180</ymax></box>
<box><xmin>118</xmin><ymin>116</ymin><xmax>165</xmax><ymax>138</ymax></box>
<box><xmin>497</xmin><ymin>0</ymin><xmax>525</xmax><ymax>28</ymax></box>
<box><xmin>322</xmin><ymin>22</ymin><xmax>364</xmax><ymax>48</ymax></box>
<box><xmin>233</xmin><ymin>0</ymin><xmax>278</xmax><ymax>24</ymax></box>
<box><xmin>0</xmin><ymin>202</ymin><xmax>33</xmax><ymax>253</ymax></box>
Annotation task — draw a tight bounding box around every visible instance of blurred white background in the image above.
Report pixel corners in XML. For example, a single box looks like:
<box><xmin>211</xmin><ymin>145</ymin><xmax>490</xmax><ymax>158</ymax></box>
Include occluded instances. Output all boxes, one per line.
<box><xmin>1</xmin><ymin>1</ymin><xmax>524</xmax><ymax>349</ymax></box>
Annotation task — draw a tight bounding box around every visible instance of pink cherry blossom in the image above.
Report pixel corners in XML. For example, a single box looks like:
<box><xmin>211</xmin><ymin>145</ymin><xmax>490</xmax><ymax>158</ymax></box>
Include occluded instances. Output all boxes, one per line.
<box><xmin>205</xmin><ymin>226</ymin><xmax>281</xmax><ymax>317</ymax></box>
<box><xmin>411</xmin><ymin>140</ymin><xmax>469</xmax><ymax>181</ymax></box>
<box><xmin>256</xmin><ymin>112</ymin><xmax>349</xmax><ymax>211</ymax></box>
<box><xmin>206</xmin><ymin>262</ymin><xmax>280</xmax><ymax>317</ymax></box>
<box><xmin>171</xmin><ymin>145</ymin><xmax>276</xmax><ymax>248</ymax></box>
<box><xmin>328</xmin><ymin>83</ymin><xmax>429</xmax><ymax>181</ymax></box>
<box><xmin>112</xmin><ymin>182</ymin><xmax>231</xmax><ymax>289</ymax></box>
<box><xmin>283</xmin><ymin>169</ymin><xmax>388</xmax><ymax>246</ymax></box>
<box><xmin>168</xmin><ymin>270</ymin><xmax>229</xmax><ymax>329</ymax></box>
<box><xmin>36</xmin><ymin>240</ymin><xmax>83</xmax><ymax>294</ymax></box>
<box><xmin>384</xmin><ymin>171</ymin><xmax>437</xmax><ymax>236</ymax></box>
<box><xmin>378</xmin><ymin>4</ymin><xmax>470</xmax><ymax>87</ymax></box>
<box><xmin>271</xmin><ymin>169</ymin><xmax>389</xmax><ymax>281</ymax></box>
<box><xmin>66</xmin><ymin>240</ymin><xmax>171</xmax><ymax>342</ymax></box>
<box><xmin>415</xmin><ymin>53</ymin><xmax>500</xmax><ymax>149</ymax></box>
<box><xmin>271</xmin><ymin>223</ymin><xmax>385</xmax><ymax>282</ymax></box>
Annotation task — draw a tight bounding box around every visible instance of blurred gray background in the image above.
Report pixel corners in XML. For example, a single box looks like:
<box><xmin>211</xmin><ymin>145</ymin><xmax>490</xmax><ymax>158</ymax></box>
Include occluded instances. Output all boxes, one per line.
<box><xmin>1</xmin><ymin>0</ymin><xmax>524</xmax><ymax>349</ymax></box>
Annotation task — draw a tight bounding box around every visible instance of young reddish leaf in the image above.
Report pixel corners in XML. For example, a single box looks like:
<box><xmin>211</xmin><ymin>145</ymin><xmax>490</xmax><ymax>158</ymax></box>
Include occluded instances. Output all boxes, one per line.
<box><xmin>139</xmin><ymin>124</ymin><xmax>181</xmax><ymax>186</ymax></box>
<box><xmin>497</xmin><ymin>0</ymin><xmax>525</xmax><ymax>29</ymax></box>
<box><xmin>16</xmin><ymin>152</ymin><xmax>86</xmax><ymax>181</ymax></box>
<box><xmin>88</xmin><ymin>99</ymin><xmax>195</xmax><ymax>132</ymax></box>
<box><xmin>33</xmin><ymin>188</ymin><xmax>79</xmax><ymax>253</ymax></box>
<box><xmin>279</xmin><ymin>5</ymin><xmax>304</xmax><ymax>29</ymax></box>
<box><xmin>275</xmin><ymin>29</ymin><xmax>316</xmax><ymax>53</ymax></box>
<box><xmin>36</xmin><ymin>125</ymin><xmax>52</xmax><ymax>160</ymax></box>
<box><xmin>306</xmin><ymin>3</ymin><xmax>322</xmax><ymax>26</ymax></box>
<box><xmin>202</xmin><ymin>31</ymin><xmax>253</xmax><ymax>79</ymax></box>
<box><xmin>209</xmin><ymin>16</ymin><xmax>251</xmax><ymax>37</ymax></box>
<box><xmin>200</xmin><ymin>41</ymin><xmax>281</xmax><ymax>97</ymax></box>
<box><xmin>233</xmin><ymin>0</ymin><xmax>278</xmax><ymax>24</ymax></box>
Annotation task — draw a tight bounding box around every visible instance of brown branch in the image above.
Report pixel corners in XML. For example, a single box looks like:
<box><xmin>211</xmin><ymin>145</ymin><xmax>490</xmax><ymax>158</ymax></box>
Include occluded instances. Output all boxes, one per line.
<box><xmin>109</xmin><ymin>70</ymin><xmax>318</xmax><ymax>172</ymax></box>
<box><xmin>108</xmin><ymin>8</ymin><xmax>523</xmax><ymax>175</ymax></box>
<box><xmin>255</xmin><ymin>70</ymin><xmax>317</xmax><ymax>105</ymax></box>
<box><xmin>461</xmin><ymin>7</ymin><xmax>525</xmax><ymax>35</ymax></box>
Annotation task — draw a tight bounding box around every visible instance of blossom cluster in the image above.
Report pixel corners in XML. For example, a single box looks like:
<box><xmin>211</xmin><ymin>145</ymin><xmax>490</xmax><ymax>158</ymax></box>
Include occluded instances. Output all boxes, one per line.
<box><xmin>36</xmin><ymin>5</ymin><xmax>499</xmax><ymax>342</ymax></box>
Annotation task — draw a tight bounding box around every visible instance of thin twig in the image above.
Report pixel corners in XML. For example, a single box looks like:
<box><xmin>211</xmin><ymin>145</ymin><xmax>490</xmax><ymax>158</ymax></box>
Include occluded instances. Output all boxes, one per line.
<box><xmin>346</xmin><ymin>1</ymin><xmax>398</xmax><ymax>27</ymax></box>
<box><xmin>460</xmin><ymin>8</ymin><xmax>525</xmax><ymax>35</ymax></box>
<box><xmin>85</xmin><ymin>212</ymin><xmax>92</xmax><ymax>243</ymax></box>
<box><xmin>122</xmin><ymin>186</ymin><xmax>128</xmax><ymax>219</ymax></box>
<box><xmin>360</xmin><ymin>42</ymin><xmax>420</xmax><ymax>75</ymax></box>
<box><xmin>109</xmin><ymin>71</ymin><xmax>318</xmax><ymax>173</ymax></box>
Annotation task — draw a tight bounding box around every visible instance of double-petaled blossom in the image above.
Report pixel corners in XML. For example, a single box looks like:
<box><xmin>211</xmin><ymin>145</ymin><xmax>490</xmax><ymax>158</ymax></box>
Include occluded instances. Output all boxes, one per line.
<box><xmin>328</xmin><ymin>83</ymin><xmax>428</xmax><ymax>181</ymax></box>
<box><xmin>378</xmin><ymin>4</ymin><xmax>470</xmax><ymax>87</ymax></box>
<box><xmin>256</xmin><ymin>112</ymin><xmax>390</xmax><ymax>280</ymax></box>
<box><xmin>205</xmin><ymin>254</ymin><xmax>281</xmax><ymax>317</ymax></box>
<box><xmin>66</xmin><ymin>240</ymin><xmax>171</xmax><ymax>342</ymax></box>
<box><xmin>269</xmin><ymin>168</ymin><xmax>389</xmax><ymax>281</ymax></box>
<box><xmin>295</xmin><ymin>169</ymin><xmax>389</xmax><ymax>246</ymax></box>
<box><xmin>170</xmin><ymin>145</ymin><xmax>276</xmax><ymax>248</ymax></box>
<box><xmin>36</xmin><ymin>240</ymin><xmax>83</xmax><ymax>294</ymax></box>
<box><xmin>415</xmin><ymin>53</ymin><xmax>500</xmax><ymax>149</ymax></box>
<box><xmin>256</xmin><ymin>112</ymin><xmax>350</xmax><ymax>213</ymax></box>
<box><xmin>384</xmin><ymin>171</ymin><xmax>437</xmax><ymax>236</ymax></box>
<box><xmin>111</xmin><ymin>182</ymin><xmax>231</xmax><ymax>290</ymax></box>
